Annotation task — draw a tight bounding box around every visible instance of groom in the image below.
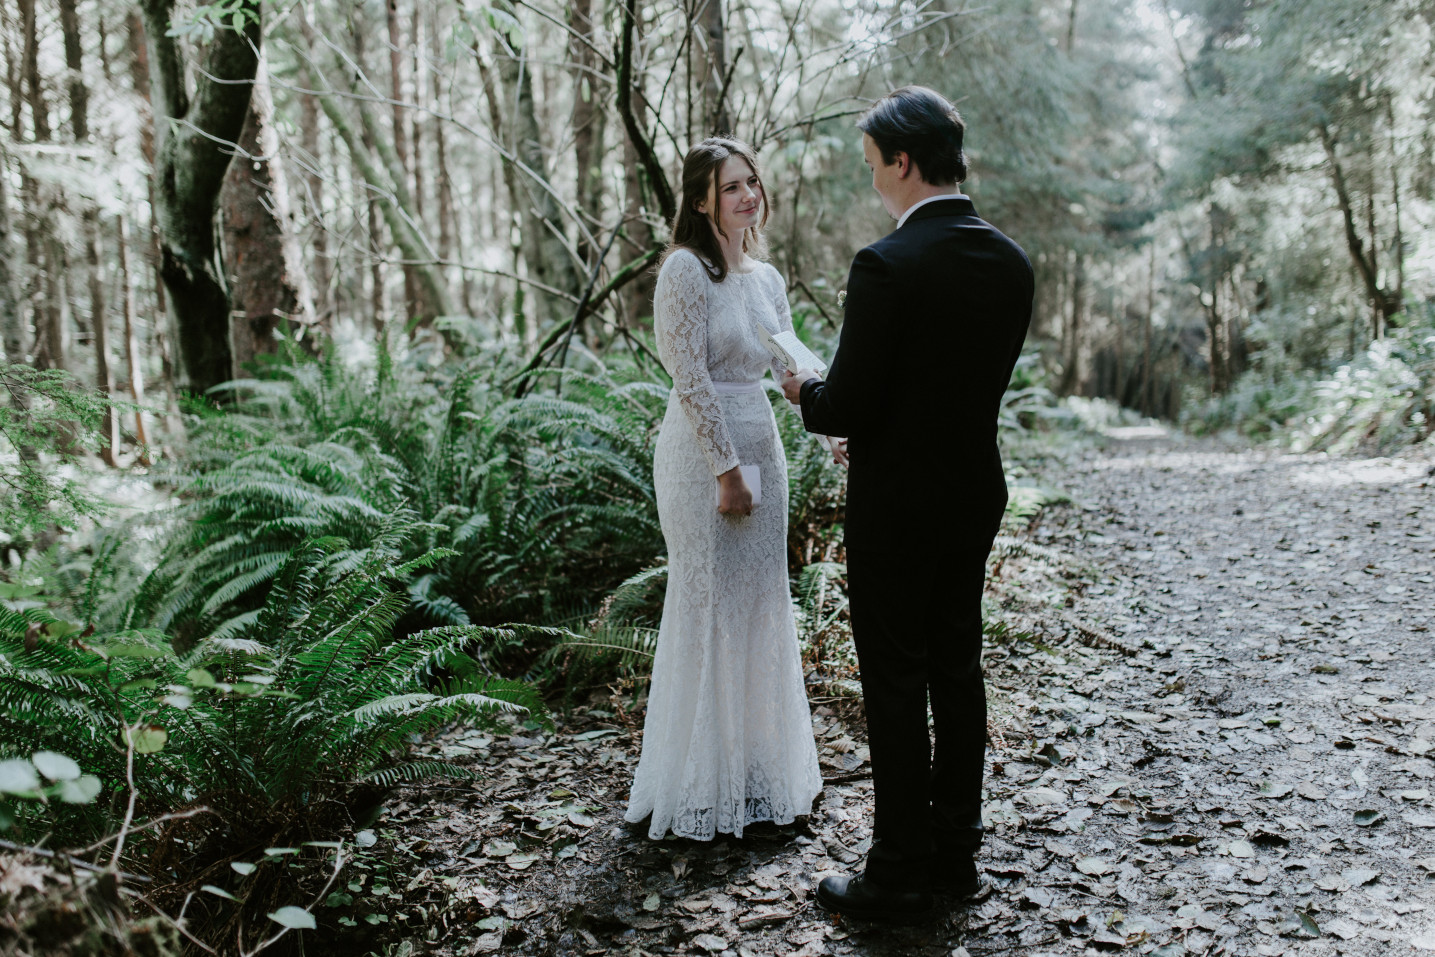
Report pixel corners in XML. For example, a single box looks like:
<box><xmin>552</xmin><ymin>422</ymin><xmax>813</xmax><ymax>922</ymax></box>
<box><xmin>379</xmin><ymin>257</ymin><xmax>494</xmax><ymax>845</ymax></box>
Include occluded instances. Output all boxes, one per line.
<box><xmin>781</xmin><ymin>86</ymin><xmax>1033</xmax><ymax>921</ymax></box>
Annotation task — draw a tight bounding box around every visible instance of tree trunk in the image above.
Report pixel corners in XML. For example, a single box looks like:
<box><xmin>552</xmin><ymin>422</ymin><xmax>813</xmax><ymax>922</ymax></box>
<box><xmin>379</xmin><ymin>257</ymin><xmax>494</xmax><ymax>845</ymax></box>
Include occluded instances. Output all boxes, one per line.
<box><xmin>118</xmin><ymin>215</ymin><xmax>151</xmax><ymax>462</ymax></box>
<box><xmin>1058</xmin><ymin>252</ymin><xmax>1084</xmax><ymax>395</ymax></box>
<box><xmin>221</xmin><ymin>54</ymin><xmax>317</xmax><ymax>375</ymax></box>
<box><xmin>617</xmin><ymin>2</ymin><xmax>664</xmax><ymax>326</ymax></box>
<box><xmin>492</xmin><ymin>34</ymin><xmax>582</xmax><ymax>330</ymax></box>
<box><xmin>140</xmin><ymin>0</ymin><xmax>261</xmax><ymax>396</ymax></box>
<box><xmin>385</xmin><ymin>0</ymin><xmax>424</xmax><ymax>326</ymax></box>
<box><xmin>3</xmin><ymin>2</ymin><xmax>21</xmax><ymax>139</ymax></box>
<box><xmin>701</xmin><ymin>0</ymin><xmax>730</xmax><ymax>134</ymax></box>
<box><xmin>299</xmin><ymin>76</ymin><xmax>329</xmax><ymax>323</ymax></box>
<box><xmin>0</xmin><ymin>144</ymin><xmax>21</xmax><ymax>362</ymax></box>
<box><xmin>430</xmin><ymin>16</ymin><xmax>467</xmax><ymax>314</ymax></box>
<box><xmin>20</xmin><ymin>0</ymin><xmax>61</xmax><ymax>375</ymax></box>
<box><xmin>127</xmin><ymin>11</ymin><xmax>176</xmax><ymax>402</ymax></box>
<box><xmin>58</xmin><ymin>0</ymin><xmax>88</xmax><ymax>140</ymax></box>
<box><xmin>1319</xmin><ymin>123</ymin><xmax>1401</xmax><ymax>335</ymax></box>
<box><xmin>20</xmin><ymin>0</ymin><xmax>49</xmax><ymax>141</ymax></box>
<box><xmin>570</xmin><ymin>0</ymin><xmax>605</xmax><ymax>266</ymax></box>
<box><xmin>1141</xmin><ymin>242</ymin><xmax>1154</xmax><ymax>417</ymax></box>
<box><xmin>59</xmin><ymin>0</ymin><xmax>118</xmax><ymax>462</ymax></box>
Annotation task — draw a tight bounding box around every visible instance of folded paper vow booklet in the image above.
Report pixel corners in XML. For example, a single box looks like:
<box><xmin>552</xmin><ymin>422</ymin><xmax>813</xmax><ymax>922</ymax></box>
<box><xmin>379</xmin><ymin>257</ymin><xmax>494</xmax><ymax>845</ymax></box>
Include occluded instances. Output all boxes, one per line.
<box><xmin>763</xmin><ymin>330</ymin><xmax>827</xmax><ymax>374</ymax></box>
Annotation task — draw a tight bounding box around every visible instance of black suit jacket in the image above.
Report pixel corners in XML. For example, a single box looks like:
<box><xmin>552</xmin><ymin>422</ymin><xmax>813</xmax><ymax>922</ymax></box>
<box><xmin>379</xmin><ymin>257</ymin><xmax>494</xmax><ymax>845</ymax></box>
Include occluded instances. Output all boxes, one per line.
<box><xmin>800</xmin><ymin>197</ymin><xmax>1034</xmax><ymax>553</ymax></box>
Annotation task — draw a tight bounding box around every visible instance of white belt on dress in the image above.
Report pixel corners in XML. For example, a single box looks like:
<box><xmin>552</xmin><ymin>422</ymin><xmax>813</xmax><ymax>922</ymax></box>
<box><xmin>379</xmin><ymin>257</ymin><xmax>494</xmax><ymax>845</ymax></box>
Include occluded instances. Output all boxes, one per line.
<box><xmin>711</xmin><ymin>380</ymin><xmax>763</xmax><ymax>395</ymax></box>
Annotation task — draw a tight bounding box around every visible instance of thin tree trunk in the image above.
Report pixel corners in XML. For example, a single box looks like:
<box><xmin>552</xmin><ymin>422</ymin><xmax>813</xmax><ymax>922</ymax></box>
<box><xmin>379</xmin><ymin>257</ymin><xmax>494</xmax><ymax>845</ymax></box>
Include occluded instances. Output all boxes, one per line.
<box><xmin>38</xmin><ymin>237</ymin><xmax>67</xmax><ymax>373</ymax></box>
<box><xmin>118</xmin><ymin>215</ymin><xmax>151</xmax><ymax>462</ymax></box>
<box><xmin>492</xmin><ymin>35</ymin><xmax>582</xmax><ymax>330</ymax></box>
<box><xmin>1059</xmin><ymin>252</ymin><xmax>1084</xmax><ymax>395</ymax></box>
<box><xmin>386</xmin><ymin>0</ymin><xmax>422</xmax><ymax>325</ymax></box>
<box><xmin>0</xmin><ymin>144</ymin><xmax>20</xmax><ymax>362</ymax></box>
<box><xmin>87</xmin><ymin>213</ymin><xmax>117</xmax><ymax>463</ymax></box>
<box><xmin>1141</xmin><ymin>241</ymin><xmax>1154</xmax><ymax>417</ymax></box>
<box><xmin>701</xmin><ymin>0</ymin><xmax>730</xmax><ymax>134</ymax></box>
<box><xmin>20</xmin><ymin>0</ymin><xmax>49</xmax><ymax>141</ymax></box>
<box><xmin>617</xmin><ymin>2</ymin><xmax>664</xmax><ymax>326</ymax></box>
<box><xmin>221</xmin><ymin>54</ymin><xmax>317</xmax><ymax>375</ymax></box>
<box><xmin>59</xmin><ymin>0</ymin><xmax>118</xmax><ymax>461</ymax></box>
<box><xmin>20</xmin><ymin>0</ymin><xmax>61</xmax><ymax>375</ymax></box>
<box><xmin>3</xmin><ymin>1</ymin><xmax>21</xmax><ymax>139</ymax></box>
<box><xmin>126</xmin><ymin>11</ymin><xmax>170</xmax><ymax>391</ymax></box>
<box><xmin>570</xmin><ymin>0</ymin><xmax>606</xmax><ymax>268</ymax></box>
<box><xmin>1319</xmin><ymin>123</ymin><xmax>1400</xmax><ymax>334</ymax></box>
<box><xmin>429</xmin><ymin>16</ymin><xmax>466</xmax><ymax>314</ymax></box>
<box><xmin>410</xmin><ymin>3</ymin><xmax>425</xmax><ymax>226</ymax></box>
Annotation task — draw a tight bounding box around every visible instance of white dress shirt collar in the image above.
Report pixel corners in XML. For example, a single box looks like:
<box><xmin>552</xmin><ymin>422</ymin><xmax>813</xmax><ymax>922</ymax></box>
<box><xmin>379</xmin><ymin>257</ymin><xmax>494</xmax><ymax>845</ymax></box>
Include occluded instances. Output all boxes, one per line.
<box><xmin>896</xmin><ymin>192</ymin><xmax>969</xmax><ymax>230</ymax></box>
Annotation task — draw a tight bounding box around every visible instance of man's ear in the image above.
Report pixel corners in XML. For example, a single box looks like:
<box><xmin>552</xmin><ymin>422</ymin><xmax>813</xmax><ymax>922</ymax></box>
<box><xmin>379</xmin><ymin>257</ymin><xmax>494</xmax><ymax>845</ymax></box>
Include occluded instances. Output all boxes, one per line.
<box><xmin>895</xmin><ymin>151</ymin><xmax>912</xmax><ymax>179</ymax></box>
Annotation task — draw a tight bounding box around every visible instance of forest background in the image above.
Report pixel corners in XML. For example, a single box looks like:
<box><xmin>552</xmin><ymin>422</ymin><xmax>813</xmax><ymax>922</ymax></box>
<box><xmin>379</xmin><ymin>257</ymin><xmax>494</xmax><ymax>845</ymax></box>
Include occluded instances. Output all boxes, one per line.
<box><xmin>0</xmin><ymin>0</ymin><xmax>1433</xmax><ymax>953</ymax></box>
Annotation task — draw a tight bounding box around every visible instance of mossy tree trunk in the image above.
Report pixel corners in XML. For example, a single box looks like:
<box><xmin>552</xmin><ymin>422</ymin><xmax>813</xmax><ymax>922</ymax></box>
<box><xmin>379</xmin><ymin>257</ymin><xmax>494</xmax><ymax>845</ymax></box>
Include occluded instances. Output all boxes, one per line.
<box><xmin>221</xmin><ymin>55</ymin><xmax>317</xmax><ymax>375</ymax></box>
<box><xmin>139</xmin><ymin>0</ymin><xmax>261</xmax><ymax>396</ymax></box>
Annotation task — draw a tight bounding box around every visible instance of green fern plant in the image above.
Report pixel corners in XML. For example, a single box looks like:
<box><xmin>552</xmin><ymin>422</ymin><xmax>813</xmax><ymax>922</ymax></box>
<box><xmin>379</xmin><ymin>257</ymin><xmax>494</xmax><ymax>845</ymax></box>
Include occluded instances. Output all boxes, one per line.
<box><xmin>0</xmin><ymin>521</ymin><xmax>547</xmax><ymax>847</ymax></box>
<box><xmin>147</xmin><ymin>348</ymin><xmax>667</xmax><ymax>648</ymax></box>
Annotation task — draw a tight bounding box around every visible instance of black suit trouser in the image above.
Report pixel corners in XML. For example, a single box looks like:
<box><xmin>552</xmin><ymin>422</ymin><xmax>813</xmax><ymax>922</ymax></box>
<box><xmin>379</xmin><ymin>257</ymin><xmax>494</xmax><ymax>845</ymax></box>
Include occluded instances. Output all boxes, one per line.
<box><xmin>846</xmin><ymin>519</ymin><xmax>1000</xmax><ymax>891</ymax></box>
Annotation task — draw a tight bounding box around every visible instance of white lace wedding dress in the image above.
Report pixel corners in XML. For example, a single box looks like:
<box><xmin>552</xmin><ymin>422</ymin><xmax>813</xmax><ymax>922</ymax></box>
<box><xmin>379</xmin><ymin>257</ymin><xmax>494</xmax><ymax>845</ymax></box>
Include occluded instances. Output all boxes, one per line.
<box><xmin>625</xmin><ymin>249</ymin><xmax>823</xmax><ymax>840</ymax></box>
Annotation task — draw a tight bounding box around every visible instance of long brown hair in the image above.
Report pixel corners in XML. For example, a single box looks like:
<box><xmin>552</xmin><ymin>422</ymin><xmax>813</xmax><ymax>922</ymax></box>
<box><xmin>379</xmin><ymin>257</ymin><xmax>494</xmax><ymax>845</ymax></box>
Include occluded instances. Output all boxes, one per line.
<box><xmin>663</xmin><ymin>136</ymin><xmax>770</xmax><ymax>283</ymax></box>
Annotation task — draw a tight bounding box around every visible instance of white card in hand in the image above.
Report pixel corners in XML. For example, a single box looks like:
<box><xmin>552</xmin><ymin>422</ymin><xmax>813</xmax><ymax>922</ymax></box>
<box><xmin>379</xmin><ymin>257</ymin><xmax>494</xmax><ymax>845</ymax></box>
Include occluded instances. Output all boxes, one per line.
<box><xmin>716</xmin><ymin>464</ymin><xmax>762</xmax><ymax>507</ymax></box>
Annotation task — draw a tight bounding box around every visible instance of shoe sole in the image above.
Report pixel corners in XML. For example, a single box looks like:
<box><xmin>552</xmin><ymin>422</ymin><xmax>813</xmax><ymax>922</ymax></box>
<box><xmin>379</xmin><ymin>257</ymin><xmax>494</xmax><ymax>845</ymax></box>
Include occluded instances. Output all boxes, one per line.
<box><xmin>814</xmin><ymin>893</ymin><xmax>934</xmax><ymax>925</ymax></box>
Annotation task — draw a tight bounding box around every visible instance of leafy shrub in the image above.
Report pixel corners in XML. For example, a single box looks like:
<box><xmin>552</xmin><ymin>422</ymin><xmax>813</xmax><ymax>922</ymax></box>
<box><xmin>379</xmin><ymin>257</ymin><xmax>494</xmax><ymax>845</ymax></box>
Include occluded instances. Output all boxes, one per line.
<box><xmin>1187</xmin><ymin>303</ymin><xmax>1435</xmax><ymax>451</ymax></box>
<box><xmin>0</xmin><ymin>520</ymin><xmax>544</xmax><ymax>852</ymax></box>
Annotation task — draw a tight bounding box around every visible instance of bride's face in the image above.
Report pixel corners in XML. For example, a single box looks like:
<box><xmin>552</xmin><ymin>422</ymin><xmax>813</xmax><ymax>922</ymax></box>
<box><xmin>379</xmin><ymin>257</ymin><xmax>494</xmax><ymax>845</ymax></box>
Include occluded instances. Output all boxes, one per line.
<box><xmin>698</xmin><ymin>156</ymin><xmax>764</xmax><ymax>237</ymax></box>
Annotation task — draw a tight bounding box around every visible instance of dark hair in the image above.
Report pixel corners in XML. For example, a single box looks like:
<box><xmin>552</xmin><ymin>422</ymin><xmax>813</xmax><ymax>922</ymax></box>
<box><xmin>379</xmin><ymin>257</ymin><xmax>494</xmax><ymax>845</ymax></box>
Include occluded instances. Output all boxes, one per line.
<box><xmin>664</xmin><ymin>136</ymin><xmax>770</xmax><ymax>282</ymax></box>
<box><xmin>857</xmin><ymin>86</ymin><xmax>968</xmax><ymax>186</ymax></box>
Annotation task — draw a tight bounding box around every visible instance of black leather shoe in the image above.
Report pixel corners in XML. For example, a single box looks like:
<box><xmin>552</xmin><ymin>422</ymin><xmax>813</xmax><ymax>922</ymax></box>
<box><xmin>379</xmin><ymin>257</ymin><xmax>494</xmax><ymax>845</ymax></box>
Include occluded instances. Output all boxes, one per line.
<box><xmin>814</xmin><ymin>874</ymin><xmax>933</xmax><ymax>923</ymax></box>
<box><xmin>933</xmin><ymin>864</ymin><xmax>991</xmax><ymax>903</ymax></box>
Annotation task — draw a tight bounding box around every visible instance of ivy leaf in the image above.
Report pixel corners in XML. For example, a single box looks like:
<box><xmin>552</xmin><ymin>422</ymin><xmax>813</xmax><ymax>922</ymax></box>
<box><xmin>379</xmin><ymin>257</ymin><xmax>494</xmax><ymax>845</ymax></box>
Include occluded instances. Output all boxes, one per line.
<box><xmin>125</xmin><ymin>725</ymin><xmax>169</xmax><ymax>754</ymax></box>
<box><xmin>57</xmin><ymin>775</ymin><xmax>102</xmax><ymax>804</ymax></box>
<box><xmin>0</xmin><ymin>759</ymin><xmax>41</xmax><ymax>795</ymax></box>
<box><xmin>32</xmin><ymin>751</ymin><xmax>81</xmax><ymax>782</ymax></box>
<box><xmin>268</xmin><ymin>906</ymin><xmax>316</xmax><ymax>929</ymax></box>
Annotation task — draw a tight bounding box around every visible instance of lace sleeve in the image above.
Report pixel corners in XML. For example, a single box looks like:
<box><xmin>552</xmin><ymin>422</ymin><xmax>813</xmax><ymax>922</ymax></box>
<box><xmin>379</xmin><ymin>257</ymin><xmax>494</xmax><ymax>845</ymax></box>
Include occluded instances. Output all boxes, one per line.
<box><xmin>768</xmin><ymin>268</ymin><xmax>797</xmax><ymax>383</ymax></box>
<box><xmin>655</xmin><ymin>252</ymin><xmax>740</xmax><ymax>476</ymax></box>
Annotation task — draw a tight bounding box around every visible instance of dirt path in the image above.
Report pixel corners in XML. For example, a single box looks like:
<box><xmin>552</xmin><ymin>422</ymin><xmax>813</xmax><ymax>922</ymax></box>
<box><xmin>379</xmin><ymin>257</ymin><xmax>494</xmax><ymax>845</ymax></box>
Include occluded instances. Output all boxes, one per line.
<box><xmin>377</xmin><ymin>431</ymin><xmax>1435</xmax><ymax>957</ymax></box>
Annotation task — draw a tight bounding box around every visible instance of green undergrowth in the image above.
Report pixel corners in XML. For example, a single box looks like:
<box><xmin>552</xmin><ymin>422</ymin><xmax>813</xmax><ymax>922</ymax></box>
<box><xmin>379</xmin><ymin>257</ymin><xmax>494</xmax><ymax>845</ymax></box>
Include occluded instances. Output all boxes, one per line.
<box><xmin>1186</xmin><ymin>302</ymin><xmax>1435</xmax><ymax>453</ymax></box>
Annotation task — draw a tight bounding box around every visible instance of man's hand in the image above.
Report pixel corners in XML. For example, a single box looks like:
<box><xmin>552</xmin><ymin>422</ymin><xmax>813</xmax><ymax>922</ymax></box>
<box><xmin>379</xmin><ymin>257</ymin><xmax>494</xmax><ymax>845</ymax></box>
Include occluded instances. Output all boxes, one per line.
<box><xmin>826</xmin><ymin>436</ymin><xmax>850</xmax><ymax>469</ymax></box>
<box><xmin>780</xmin><ymin>368</ymin><xmax>819</xmax><ymax>403</ymax></box>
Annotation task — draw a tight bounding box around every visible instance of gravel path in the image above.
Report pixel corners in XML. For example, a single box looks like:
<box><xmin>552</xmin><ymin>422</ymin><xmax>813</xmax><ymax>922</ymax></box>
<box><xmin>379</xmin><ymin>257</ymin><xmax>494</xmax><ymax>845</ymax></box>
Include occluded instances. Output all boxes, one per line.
<box><xmin>976</xmin><ymin>429</ymin><xmax>1435</xmax><ymax>956</ymax></box>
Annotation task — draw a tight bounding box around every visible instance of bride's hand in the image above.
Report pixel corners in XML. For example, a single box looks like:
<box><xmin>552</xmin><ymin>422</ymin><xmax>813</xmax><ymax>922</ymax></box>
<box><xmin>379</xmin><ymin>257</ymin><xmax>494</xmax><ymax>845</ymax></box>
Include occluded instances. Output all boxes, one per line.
<box><xmin>826</xmin><ymin>436</ymin><xmax>849</xmax><ymax>469</ymax></box>
<box><xmin>717</xmin><ymin>467</ymin><xmax>755</xmax><ymax>516</ymax></box>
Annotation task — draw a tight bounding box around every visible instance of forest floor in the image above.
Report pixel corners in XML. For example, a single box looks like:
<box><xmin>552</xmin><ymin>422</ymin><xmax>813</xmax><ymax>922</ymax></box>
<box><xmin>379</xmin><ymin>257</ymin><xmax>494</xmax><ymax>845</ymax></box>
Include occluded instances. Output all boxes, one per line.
<box><xmin>361</xmin><ymin>428</ymin><xmax>1435</xmax><ymax>957</ymax></box>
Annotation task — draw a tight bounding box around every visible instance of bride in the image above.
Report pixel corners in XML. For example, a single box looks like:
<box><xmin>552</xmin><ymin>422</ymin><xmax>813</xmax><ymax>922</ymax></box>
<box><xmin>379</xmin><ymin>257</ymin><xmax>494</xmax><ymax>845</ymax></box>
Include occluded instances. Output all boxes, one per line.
<box><xmin>624</xmin><ymin>137</ymin><xmax>836</xmax><ymax>840</ymax></box>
